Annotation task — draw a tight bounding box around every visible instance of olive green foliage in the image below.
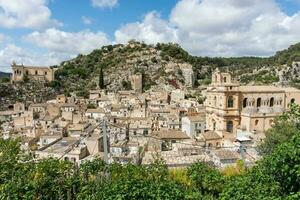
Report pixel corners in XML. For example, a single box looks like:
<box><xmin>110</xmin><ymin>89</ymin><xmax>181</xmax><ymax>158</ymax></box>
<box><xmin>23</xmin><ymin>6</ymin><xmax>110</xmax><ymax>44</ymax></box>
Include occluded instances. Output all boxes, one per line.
<box><xmin>86</xmin><ymin>103</ymin><xmax>97</xmax><ymax>109</ymax></box>
<box><xmin>99</xmin><ymin>67</ymin><xmax>105</xmax><ymax>89</ymax></box>
<box><xmin>259</xmin><ymin>103</ymin><xmax>300</xmax><ymax>155</ymax></box>
<box><xmin>1</xmin><ymin>127</ymin><xmax>300</xmax><ymax>200</ymax></box>
<box><xmin>239</xmin><ymin>69</ymin><xmax>279</xmax><ymax>84</ymax></box>
<box><xmin>121</xmin><ymin>80</ymin><xmax>132</xmax><ymax>90</ymax></box>
<box><xmin>271</xmin><ymin>42</ymin><xmax>300</xmax><ymax>65</ymax></box>
<box><xmin>0</xmin><ymin>77</ymin><xmax>10</xmax><ymax>83</ymax></box>
<box><xmin>188</xmin><ymin>162</ymin><xmax>224</xmax><ymax>197</ymax></box>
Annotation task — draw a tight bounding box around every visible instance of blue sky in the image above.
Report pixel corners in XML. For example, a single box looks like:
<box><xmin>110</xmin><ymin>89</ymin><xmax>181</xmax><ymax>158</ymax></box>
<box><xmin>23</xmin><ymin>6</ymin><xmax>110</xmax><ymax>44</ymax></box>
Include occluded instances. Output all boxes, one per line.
<box><xmin>1</xmin><ymin>0</ymin><xmax>300</xmax><ymax>72</ymax></box>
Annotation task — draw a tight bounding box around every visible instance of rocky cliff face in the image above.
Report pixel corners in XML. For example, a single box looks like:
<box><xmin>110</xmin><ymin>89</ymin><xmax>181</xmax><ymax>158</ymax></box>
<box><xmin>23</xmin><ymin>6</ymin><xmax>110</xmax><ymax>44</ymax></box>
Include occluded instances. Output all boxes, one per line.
<box><xmin>278</xmin><ymin>62</ymin><xmax>300</xmax><ymax>86</ymax></box>
<box><xmin>54</xmin><ymin>42</ymin><xmax>197</xmax><ymax>95</ymax></box>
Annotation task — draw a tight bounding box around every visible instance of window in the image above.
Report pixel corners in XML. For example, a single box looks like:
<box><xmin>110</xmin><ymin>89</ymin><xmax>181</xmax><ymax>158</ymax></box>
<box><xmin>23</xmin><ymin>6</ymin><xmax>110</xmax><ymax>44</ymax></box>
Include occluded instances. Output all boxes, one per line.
<box><xmin>270</xmin><ymin>97</ymin><xmax>274</xmax><ymax>107</ymax></box>
<box><xmin>257</xmin><ymin>98</ymin><xmax>261</xmax><ymax>107</ymax></box>
<box><xmin>26</xmin><ymin>70</ymin><xmax>29</xmax><ymax>75</ymax></box>
<box><xmin>214</xmin><ymin>96</ymin><xmax>217</xmax><ymax>106</ymax></box>
<box><xmin>45</xmin><ymin>71</ymin><xmax>47</xmax><ymax>75</ymax></box>
<box><xmin>255</xmin><ymin>120</ymin><xmax>259</xmax><ymax>126</ymax></box>
<box><xmin>291</xmin><ymin>98</ymin><xmax>295</xmax><ymax>104</ymax></box>
<box><xmin>227</xmin><ymin>96</ymin><xmax>234</xmax><ymax>108</ymax></box>
<box><xmin>35</xmin><ymin>71</ymin><xmax>38</xmax><ymax>75</ymax></box>
<box><xmin>223</xmin><ymin>77</ymin><xmax>227</xmax><ymax>83</ymax></box>
<box><xmin>226</xmin><ymin>121</ymin><xmax>233</xmax><ymax>133</ymax></box>
<box><xmin>213</xmin><ymin>120</ymin><xmax>216</xmax><ymax>131</ymax></box>
<box><xmin>243</xmin><ymin>98</ymin><xmax>248</xmax><ymax>108</ymax></box>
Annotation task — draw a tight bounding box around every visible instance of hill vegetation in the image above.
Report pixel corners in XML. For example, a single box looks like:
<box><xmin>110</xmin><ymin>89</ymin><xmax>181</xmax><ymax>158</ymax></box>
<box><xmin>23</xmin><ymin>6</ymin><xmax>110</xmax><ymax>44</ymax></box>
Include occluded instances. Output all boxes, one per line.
<box><xmin>51</xmin><ymin>41</ymin><xmax>300</xmax><ymax>96</ymax></box>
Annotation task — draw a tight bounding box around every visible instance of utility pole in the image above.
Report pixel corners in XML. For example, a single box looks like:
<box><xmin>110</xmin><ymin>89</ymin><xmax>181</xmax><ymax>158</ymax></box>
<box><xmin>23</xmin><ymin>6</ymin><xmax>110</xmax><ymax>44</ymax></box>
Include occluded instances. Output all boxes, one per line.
<box><xmin>239</xmin><ymin>143</ymin><xmax>245</xmax><ymax>164</ymax></box>
<box><xmin>102</xmin><ymin>118</ymin><xmax>108</xmax><ymax>164</ymax></box>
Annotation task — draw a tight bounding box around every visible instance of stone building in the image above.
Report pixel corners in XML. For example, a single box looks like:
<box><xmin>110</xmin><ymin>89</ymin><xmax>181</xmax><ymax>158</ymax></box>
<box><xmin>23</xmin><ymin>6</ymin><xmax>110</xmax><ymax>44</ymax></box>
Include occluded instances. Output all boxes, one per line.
<box><xmin>206</xmin><ymin>68</ymin><xmax>300</xmax><ymax>136</ymax></box>
<box><xmin>179</xmin><ymin>63</ymin><xmax>195</xmax><ymax>87</ymax></box>
<box><xmin>130</xmin><ymin>73</ymin><xmax>143</xmax><ymax>93</ymax></box>
<box><xmin>11</xmin><ymin>63</ymin><xmax>56</xmax><ymax>82</ymax></box>
<box><xmin>181</xmin><ymin>113</ymin><xmax>206</xmax><ymax>138</ymax></box>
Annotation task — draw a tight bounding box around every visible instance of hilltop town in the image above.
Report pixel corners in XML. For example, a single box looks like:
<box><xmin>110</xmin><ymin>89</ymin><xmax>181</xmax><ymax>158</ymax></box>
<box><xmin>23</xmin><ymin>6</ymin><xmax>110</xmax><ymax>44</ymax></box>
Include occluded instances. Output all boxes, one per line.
<box><xmin>1</xmin><ymin>42</ymin><xmax>300</xmax><ymax>169</ymax></box>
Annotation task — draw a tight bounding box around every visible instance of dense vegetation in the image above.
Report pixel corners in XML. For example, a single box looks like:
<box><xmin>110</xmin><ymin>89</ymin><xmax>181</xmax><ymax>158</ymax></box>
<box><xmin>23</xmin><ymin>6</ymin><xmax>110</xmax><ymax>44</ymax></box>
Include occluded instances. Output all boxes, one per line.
<box><xmin>1</xmin><ymin>104</ymin><xmax>300</xmax><ymax>199</ymax></box>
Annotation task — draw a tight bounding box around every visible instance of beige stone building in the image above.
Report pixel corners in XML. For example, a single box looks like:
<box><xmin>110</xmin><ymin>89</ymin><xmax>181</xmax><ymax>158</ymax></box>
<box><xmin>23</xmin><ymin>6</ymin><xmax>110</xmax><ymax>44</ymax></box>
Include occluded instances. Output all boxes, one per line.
<box><xmin>206</xmin><ymin>68</ymin><xmax>300</xmax><ymax>136</ymax></box>
<box><xmin>130</xmin><ymin>73</ymin><xmax>143</xmax><ymax>93</ymax></box>
<box><xmin>11</xmin><ymin>63</ymin><xmax>56</xmax><ymax>82</ymax></box>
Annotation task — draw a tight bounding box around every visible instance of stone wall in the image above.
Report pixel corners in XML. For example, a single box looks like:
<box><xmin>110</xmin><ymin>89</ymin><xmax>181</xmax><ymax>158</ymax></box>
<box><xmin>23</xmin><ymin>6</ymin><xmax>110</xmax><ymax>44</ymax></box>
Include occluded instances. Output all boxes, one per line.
<box><xmin>11</xmin><ymin>64</ymin><xmax>56</xmax><ymax>82</ymax></box>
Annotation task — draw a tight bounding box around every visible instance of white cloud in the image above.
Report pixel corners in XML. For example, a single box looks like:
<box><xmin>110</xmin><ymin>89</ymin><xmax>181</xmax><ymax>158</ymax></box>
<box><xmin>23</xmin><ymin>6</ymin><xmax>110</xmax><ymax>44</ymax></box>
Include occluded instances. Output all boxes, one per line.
<box><xmin>0</xmin><ymin>44</ymin><xmax>67</xmax><ymax>72</ymax></box>
<box><xmin>82</xmin><ymin>16</ymin><xmax>93</xmax><ymax>25</ymax></box>
<box><xmin>24</xmin><ymin>28</ymin><xmax>111</xmax><ymax>55</ymax></box>
<box><xmin>91</xmin><ymin>0</ymin><xmax>118</xmax><ymax>8</ymax></box>
<box><xmin>114</xmin><ymin>0</ymin><xmax>300</xmax><ymax>57</ymax></box>
<box><xmin>1</xmin><ymin>28</ymin><xmax>112</xmax><ymax>72</ymax></box>
<box><xmin>115</xmin><ymin>11</ymin><xmax>178</xmax><ymax>44</ymax></box>
<box><xmin>0</xmin><ymin>33</ymin><xmax>5</xmax><ymax>42</ymax></box>
<box><xmin>0</xmin><ymin>0</ymin><xmax>61</xmax><ymax>29</ymax></box>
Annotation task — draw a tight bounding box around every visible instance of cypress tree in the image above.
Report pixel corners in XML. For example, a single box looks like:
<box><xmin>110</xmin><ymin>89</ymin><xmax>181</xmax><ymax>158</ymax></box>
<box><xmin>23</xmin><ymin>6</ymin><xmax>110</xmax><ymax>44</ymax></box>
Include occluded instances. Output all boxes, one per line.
<box><xmin>99</xmin><ymin>67</ymin><xmax>104</xmax><ymax>89</ymax></box>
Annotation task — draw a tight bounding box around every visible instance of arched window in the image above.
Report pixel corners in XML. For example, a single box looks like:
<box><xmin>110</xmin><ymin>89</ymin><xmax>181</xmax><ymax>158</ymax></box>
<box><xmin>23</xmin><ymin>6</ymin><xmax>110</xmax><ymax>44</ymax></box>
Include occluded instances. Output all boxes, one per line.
<box><xmin>26</xmin><ymin>70</ymin><xmax>29</xmax><ymax>75</ymax></box>
<box><xmin>223</xmin><ymin>77</ymin><xmax>227</xmax><ymax>83</ymax></box>
<box><xmin>243</xmin><ymin>98</ymin><xmax>248</xmax><ymax>108</ymax></box>
<box><xmin>257</xmin><ymin>98</ymin><xmax>261</xmax><ymax>107</ymax></box>
<box><xmin>214</xmin><ymin>96</ymin><xmax>217</xmax><ymax>106</ymax></box>
<box><xmin>270</xmin><ymin>97</ymin><xmax>274</xmax><ymax>107</ymax></box>
<box><xmin>35</xmin><ymin>71</ymin><xmax>38</xmax><ymax>75</ymax></box>
<box><xmin>226</xmin><ymin>121</ymin><xmax>233</xmax><ymax>133</ymax></box>
<box><xmin>212</xmin><ymin>120</ymin><xmax>216</xmax><ymax>131</ymax></box>
<box><xmin>44</xmin><ymin>71</ymin><xmax>47</xmax><ymax>75</ymax></box>
<box><xmin>291</xmin><ymin>98</ymin><xmax>295</xmax><ymax>104</ymax></box>
<box><xmin>227</xmin><ymin>96</ymin><xmax>234</xmax><ymax>108</ymax></box>
<box><xmin>255</xmin><ymin>120</ymin><xmax>259</xmax><ymax>126</ymax></box>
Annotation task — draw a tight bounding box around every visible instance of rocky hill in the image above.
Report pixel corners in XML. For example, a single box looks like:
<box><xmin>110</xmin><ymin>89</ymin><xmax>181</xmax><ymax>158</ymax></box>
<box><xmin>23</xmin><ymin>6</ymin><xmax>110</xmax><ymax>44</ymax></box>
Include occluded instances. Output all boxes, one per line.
<box><xmin>52</xmin><ymin>41</ymin><xmax>300</xmax><ymax>94</ymax></box>
<box><xmin>52</xmin><ymin>41</ymin><xmax>198</xmax><ymax>97</ymax></box>
<box><xmin>1</xmin><ymin>41</ymin><xmax>300</xmax><ymax>110</ymax></box>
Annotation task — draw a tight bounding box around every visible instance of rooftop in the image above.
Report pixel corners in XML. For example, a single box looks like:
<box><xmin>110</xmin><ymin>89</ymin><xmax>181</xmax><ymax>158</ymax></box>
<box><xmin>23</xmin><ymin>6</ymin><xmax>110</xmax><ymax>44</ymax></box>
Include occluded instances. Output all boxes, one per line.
<box><xmin>152</xmin><ymin>130</ymin><xmax>190</xmax><ymax>140</ymax></box>
<box><xmin>239</xmin><ymin>85</ymin><xmax>284</xmax><ymax>93</ymax></box>
<box><xmin>201</xmin><ymin>131</ymin><xmax>222</xmax><ymax>140</ymax></box>
<box><xmin>214</xmin><ymin>150</ymin><xmax>240</xmax><ymax>160</ymax></box>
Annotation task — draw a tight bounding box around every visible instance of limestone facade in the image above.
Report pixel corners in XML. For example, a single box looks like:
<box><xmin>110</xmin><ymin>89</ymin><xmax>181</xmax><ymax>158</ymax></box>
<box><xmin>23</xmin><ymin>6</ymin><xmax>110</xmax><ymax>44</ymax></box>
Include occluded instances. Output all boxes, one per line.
<box><xmin>130</xmin><ymin>73</ymin><xmax>143</xmax><ymax>93</ymax></box>
<box><xmin>11</xmin><ymin>63</ymin><xmax>56</xmax><ymax>82</ymax></box>
<box><xmin>206</xmin><ymin>69</ymin><xmax>300</xmax><ymax>135</ymax></box>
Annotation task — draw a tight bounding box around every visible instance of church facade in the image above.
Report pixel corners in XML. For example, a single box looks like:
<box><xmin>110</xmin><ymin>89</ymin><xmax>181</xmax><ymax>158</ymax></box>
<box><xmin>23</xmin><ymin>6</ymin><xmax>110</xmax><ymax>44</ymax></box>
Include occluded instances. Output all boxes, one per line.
<box><xmin>205</xmin><ymin>69</ymin><xmax>300</xmax><ymax>136</ymax></box>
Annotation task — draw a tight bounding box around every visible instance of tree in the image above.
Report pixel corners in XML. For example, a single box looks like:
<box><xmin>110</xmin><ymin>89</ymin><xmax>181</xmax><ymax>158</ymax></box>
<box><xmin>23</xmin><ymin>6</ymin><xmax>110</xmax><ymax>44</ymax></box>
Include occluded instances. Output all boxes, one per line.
<box><xmin>0</xmin><ymin>77</ymin><xmax>10</xmax><ymax>83</ymax></box>
<box><xmin>99</xmin><ymin>67</ymin><xmax>104</xmax><ymax>89</ymax></box>
<box><xmin>187</xmin><ymin>162</ymin><xmax>224</xmax><ymax>197</ymax></box>
<box><xmin>221</xmin><ymin>133</ymin><xmax>300</xmax><ymax>199</ymax></box>
<box><xmin>259</xmin><ymin>103</ymin><xmax>300</xmax><ymax>155</ymax></box>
